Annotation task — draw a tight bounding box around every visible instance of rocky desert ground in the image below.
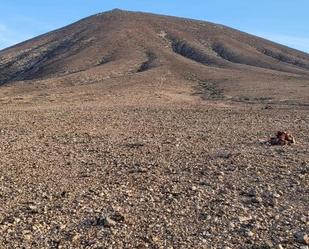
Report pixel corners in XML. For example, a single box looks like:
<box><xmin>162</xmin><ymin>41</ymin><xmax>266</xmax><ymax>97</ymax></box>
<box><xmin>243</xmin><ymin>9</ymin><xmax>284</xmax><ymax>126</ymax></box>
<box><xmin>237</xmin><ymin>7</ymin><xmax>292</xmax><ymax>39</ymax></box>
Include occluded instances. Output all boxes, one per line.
<box><xmin>0</xmin><ymin>9</ymin><xmax>308</xmax><ymax>249</ymax></box>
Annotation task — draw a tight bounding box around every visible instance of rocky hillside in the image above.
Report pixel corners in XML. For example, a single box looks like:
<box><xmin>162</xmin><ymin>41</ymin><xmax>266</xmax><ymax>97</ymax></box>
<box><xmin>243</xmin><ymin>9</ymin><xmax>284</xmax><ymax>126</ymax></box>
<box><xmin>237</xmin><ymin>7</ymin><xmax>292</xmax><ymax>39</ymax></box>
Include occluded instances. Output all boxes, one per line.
<box><xmin>0</xmin><ymin>9</ymin><xmax>309</xmax><ymax>104</ymax></box>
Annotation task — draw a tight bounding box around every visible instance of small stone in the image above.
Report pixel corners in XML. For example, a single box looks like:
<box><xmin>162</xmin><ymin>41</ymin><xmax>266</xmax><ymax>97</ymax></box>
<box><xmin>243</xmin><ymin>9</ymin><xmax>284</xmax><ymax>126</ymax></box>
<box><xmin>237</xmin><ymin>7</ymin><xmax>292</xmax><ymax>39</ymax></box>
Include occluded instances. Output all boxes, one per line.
<box><xmin>300</xmin><ymin>246</ymin><xmax>309</xmax><ymax>249</ymax></box>
<box><xmin>27</xmin><ymin>205</ymin><xmax>39</xmax><ymax>213</ymax></box>
<box><xmin>264</xmin><ymin>240</ymin><xmax>273</xmax><ymax>247</ymax></box>
<box><xmin>246</xmin><ymin>230</ymin><xmax>254</xmax><ymax>237</ymax></box>
<box><xmin>14</xmin><ymin>217</ymin><xmax>21</xmax><ymax>223</ymax></box>
<box><xmin>252</xmin><ymin>196</ymin><xmax>263</xmax><ymax>204</ymax></box>
<box><xmin>191</xmin><ymin>186</ymin><xmax>197</xmax><ymax>191</ymax></box>
<box><xmin>272</xmin><ymin>192</ymin><xmax>280</xmax><ymax>198</ymax></box>
<box><xmin>229</xmin><ymin>222</ymin><xmax>235</xmax><ymax>228</ymax></box>
<box><xmin>294</xmin><ymin>231</ymin><xmax>309</xmax><ymax>245</ymax></box>
<box><xmin>239</xmin><ymin>215</ymin><xmax>252</xmax><ymax>222</ymax></box>
<box><xmin>276</xmin><ymin>244</ymin><xmax>284</xmax><ymax>249</ymax></box>
<box><xmin>60</xmin><ymin>224</ymin><xmax>66</xmax><ymax>230</ymax></box>
<box><xmin>23</xmin><ymin>234</ymin><xmax>32</xmax><ymax>241</ymax></box>
<box><xmin>32</xmin><ymin>225</ymin><xmax>39</xmax><ymax>231</ymax></box>
<box><xmin>72</xmin><ymin>234</ymin><xmax>80</xmax><ymax>242</ymax></box>
<box><xmin>247</xmin><ymin>189</ymin><xmax>257</xmax><ymax>197</ymax></box>
<box><xmin>97</xmin><ymin>215</ymin><xmax>116</xmax><ymax>227</ymax></box>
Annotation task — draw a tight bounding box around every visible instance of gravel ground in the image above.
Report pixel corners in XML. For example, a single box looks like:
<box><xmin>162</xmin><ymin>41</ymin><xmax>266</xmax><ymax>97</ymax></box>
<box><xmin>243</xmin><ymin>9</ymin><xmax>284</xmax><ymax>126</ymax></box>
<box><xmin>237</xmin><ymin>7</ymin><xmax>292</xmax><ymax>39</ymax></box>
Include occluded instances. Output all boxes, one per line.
<box><xmin>0</xmin><ymin>99</ymin><xmax>308</xmax><ymax>248</ymax></box>
<box><xmin>0</xmin><ymin>8</ymin><xmax>308</xmax><ymax>249</ymax></box>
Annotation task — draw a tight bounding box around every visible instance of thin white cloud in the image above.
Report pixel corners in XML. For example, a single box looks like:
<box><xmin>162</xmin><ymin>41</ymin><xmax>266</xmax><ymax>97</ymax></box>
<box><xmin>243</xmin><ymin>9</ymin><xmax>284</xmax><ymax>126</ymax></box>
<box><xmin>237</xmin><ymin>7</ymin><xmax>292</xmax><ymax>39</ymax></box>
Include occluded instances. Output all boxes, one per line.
<box><xmin>0</xmin><ymin>23</ymin><xmax>7</xmax><ymax>32</ymax></box>
<box><xmin>0</xmin><ymin>14</ymin><xmax>60</xmax><ymax>51</ymax></box>
<box><xmin>0</xmin><ymin>23</ymin><xmax>32</xmax><ymax>50</ymax></box>
<box><xmin>255</xmin><ymin>32</ymin><xmax>309</xmax><ymax>53</ymax></box>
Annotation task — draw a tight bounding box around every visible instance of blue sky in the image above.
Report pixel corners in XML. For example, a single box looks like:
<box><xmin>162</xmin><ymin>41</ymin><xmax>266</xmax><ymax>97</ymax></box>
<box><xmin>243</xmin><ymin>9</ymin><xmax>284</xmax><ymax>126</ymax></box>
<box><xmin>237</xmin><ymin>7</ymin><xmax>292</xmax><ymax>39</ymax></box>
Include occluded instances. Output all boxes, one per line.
<box><xmin>0</xmin><ymin>0</ymin><xmax>309</xmax><ymax>53</ymax></box>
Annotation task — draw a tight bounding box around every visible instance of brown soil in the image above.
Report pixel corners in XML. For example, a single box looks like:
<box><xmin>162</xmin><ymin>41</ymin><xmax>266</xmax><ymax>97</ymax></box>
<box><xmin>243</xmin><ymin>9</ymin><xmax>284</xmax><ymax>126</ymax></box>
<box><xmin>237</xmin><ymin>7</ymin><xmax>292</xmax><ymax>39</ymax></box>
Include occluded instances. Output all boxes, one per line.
<box><xmin>0</xmin><ymin>9</ymin><xmax>308</xmax><ymax>249</ymax></box>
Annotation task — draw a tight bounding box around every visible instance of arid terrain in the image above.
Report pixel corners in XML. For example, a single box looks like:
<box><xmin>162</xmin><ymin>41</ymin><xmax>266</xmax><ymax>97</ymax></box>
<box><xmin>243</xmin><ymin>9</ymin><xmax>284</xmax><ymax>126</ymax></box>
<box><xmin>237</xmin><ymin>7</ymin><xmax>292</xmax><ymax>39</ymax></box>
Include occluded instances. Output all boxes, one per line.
<box><xmin>0</xmin><ymin>9</ymin><xmax>308</xmax><ymax>249</ymax></box>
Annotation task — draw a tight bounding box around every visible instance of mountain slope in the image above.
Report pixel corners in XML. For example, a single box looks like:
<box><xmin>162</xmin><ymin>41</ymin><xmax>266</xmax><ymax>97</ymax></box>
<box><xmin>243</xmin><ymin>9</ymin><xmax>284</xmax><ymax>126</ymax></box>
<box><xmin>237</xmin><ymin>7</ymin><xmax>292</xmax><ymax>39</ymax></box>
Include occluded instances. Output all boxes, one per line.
<box><xmin>0</xmin><ymin>9</ymin><xmax>309</xmax><ymax>104</ymax></box>
<box><xmin>1</xmin><ymin>10</ymin><xmax>309</xmax><ymax>249</ymax></box>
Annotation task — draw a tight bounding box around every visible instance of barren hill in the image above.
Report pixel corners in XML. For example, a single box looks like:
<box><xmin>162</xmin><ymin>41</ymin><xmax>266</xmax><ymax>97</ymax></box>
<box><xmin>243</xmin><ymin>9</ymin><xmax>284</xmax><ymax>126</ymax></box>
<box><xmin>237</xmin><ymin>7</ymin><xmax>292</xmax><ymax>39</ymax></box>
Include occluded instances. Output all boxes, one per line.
<box><xmin>0</xmin><ymin>10</ymin><xmax>308</xmax><ymax>249</ymax></box>
<box><xmin>1</xmin><ymin>9</ymin><xmax>309</xmax><ymax>105</ymax></box>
